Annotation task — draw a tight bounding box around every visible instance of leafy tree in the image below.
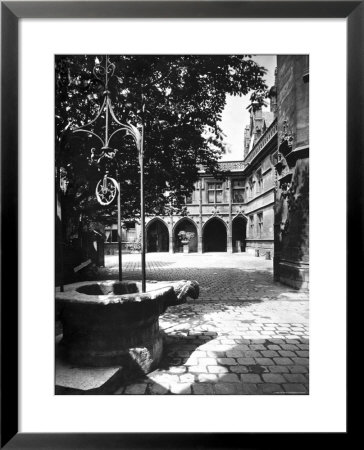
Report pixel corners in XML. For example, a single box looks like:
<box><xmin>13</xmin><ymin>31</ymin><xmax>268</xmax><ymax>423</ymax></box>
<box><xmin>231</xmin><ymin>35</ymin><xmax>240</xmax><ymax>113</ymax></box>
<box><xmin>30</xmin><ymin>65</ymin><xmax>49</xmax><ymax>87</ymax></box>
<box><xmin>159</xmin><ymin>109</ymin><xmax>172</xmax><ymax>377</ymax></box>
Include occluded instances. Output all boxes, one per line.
<box><xmin>55</xmin><ymin>55</ymin><xmax>268</xmax><ymax>236</ymax></box>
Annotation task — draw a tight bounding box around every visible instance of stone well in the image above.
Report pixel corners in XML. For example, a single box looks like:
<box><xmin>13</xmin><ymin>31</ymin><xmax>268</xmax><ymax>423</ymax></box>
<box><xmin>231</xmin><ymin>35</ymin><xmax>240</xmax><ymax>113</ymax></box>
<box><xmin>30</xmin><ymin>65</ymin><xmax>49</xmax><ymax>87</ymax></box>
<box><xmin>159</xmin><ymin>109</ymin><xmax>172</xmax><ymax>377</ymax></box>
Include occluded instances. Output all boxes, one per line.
<box><xmin>56</xmin><ymin>279</ymin><xmax>199</xmax><ymax>377</ymax></box>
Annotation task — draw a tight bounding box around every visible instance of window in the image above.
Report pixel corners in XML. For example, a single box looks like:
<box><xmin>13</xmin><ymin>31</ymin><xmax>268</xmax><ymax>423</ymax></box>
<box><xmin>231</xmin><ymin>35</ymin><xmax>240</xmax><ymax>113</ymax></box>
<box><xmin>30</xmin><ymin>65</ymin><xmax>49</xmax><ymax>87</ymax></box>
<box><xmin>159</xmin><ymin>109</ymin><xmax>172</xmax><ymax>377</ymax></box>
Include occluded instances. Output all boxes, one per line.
<box><xmin>256</xmin><ymin>170</ymin><xmax>263</xmax><ymax>194</ymax></box>
<box><xmin>249</xmin><ymin>215</ymin><xmax>254</xmax><ymax>237</ymax></box>
<box><xmin>257</xmin><ymin>212</ymin><xmax>263</xmax><ymax>238</ymax></box>
<box><xmin>125</xmin><ymin>223</ymin><xmax>136</xmax><ymax>242</ymax></box>
<box><xmin>185</xmin><ymin>194</ymin><xmax>193</xmax><ymax>204</ymax></box>
<box><xmin>232</xmin><ymin>180</ymin><xmax>245</xmax><ymax>203</ymax></box>
<box><xmin>208</xmin><ymin>182</ymin><xmax>223</xmax><ymax>203</ymax></box>
<box><xmin>105</xmin><ymin>229</ymin><xmax>118</xmax><ymax>242</ymax></box>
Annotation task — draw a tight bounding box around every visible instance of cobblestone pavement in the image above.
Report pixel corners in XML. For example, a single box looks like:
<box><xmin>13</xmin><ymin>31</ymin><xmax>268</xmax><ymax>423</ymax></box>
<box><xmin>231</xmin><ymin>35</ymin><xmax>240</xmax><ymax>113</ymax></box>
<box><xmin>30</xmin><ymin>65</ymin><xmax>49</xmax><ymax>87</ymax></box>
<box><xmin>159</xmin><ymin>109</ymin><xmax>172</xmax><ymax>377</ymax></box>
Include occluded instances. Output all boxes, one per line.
<box><xmin>100</xmin><ymin>252</ymin><xmax>309</xmax><ymax>395</ymax></box>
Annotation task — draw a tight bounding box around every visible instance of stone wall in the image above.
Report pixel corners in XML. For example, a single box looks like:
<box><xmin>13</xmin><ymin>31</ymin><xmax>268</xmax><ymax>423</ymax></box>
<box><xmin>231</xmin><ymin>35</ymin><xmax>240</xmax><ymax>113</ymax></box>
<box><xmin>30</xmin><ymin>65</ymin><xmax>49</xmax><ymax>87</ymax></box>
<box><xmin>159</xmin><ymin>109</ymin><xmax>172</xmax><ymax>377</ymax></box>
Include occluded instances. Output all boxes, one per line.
<box><xmin>274</xmin><ymin>55</ymin><xmax>309</xmax><ymax>290</ymax></box>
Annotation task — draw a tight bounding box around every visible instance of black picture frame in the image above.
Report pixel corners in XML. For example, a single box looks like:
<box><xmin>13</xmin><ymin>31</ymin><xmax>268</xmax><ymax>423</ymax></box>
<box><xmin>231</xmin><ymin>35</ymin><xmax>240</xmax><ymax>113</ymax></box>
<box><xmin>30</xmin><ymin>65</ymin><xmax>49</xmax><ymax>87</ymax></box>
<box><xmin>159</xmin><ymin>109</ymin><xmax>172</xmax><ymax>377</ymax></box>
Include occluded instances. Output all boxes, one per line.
<box><xmin>1</xmin><ymin>1</ymin><xmax>357</xmax><ymax>448</ymax></box>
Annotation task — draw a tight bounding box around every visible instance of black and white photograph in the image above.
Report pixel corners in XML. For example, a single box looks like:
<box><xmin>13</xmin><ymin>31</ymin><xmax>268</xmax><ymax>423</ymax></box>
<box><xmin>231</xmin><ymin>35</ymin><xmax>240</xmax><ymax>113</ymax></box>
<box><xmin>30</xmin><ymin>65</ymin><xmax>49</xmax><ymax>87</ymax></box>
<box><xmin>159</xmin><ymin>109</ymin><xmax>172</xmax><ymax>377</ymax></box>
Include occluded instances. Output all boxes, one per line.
<box><xmin>55</xmin><ymin>54</ymin><xmax>309</xmax><ymax>396</ymax></box>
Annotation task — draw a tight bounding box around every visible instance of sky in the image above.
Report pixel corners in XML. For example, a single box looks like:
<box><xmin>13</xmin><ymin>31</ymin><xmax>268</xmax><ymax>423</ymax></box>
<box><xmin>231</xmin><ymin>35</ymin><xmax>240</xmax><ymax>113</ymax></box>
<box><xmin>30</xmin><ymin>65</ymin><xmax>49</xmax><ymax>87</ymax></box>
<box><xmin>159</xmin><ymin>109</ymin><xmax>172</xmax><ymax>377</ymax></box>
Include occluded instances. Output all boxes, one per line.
<box><xmin>219</xmin><ymin>55</ymin><xmax>277</xmax><ymax>161</ymax></box>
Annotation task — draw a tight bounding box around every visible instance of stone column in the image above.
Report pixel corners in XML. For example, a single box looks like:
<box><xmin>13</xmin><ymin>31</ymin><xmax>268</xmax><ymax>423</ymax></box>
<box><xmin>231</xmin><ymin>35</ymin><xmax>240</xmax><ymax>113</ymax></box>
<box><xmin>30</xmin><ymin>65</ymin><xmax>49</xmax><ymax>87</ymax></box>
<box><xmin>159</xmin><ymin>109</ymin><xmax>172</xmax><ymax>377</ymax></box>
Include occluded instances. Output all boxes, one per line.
<box><xmin>198</xmin><ymin>179</ymin><xmax>203</xmax><ymax>253</ymax></box>
<box><xmin>169</xmin><ymin>213</ymin><xmax>174</xmax><ymax>253</ymax></box>
<box><xmin>227</xmin><ymin>177</ymin><xmax>233</xmax><ymax>253</ymax></box>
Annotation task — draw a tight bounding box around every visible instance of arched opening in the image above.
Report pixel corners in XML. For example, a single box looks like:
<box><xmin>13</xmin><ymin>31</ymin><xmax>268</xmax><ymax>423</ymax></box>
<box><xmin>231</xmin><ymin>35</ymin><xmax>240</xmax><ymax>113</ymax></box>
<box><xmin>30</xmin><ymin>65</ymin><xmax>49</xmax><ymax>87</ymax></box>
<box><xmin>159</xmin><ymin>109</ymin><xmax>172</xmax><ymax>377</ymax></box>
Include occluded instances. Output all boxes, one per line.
<box><xmin>146</xmin><ymin>219</ymin><xmax>169</xmax><ymax>252</ymax></box>
<box><xmin>232</xmin><ymin>216</ymin><xmax>247</xmax><ymax>252</ymax></box>
<box><xmin>174</xmin><ymin>218</ymin><xmax>198</xmax><ymax>253</ymax></box>
<box><xmin>203</xmin><ymin>218</ymin><xmax>227</xmax><ymax>252</ymax></box>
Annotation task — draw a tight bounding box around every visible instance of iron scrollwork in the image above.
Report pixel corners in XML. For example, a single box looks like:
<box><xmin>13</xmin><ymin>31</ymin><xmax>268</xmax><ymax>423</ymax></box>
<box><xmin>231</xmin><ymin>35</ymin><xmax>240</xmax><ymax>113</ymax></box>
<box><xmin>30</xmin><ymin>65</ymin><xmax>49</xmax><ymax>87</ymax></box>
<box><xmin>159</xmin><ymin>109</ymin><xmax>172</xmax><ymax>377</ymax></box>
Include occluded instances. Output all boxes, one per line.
<box><xmin>96</xmin><ymin>174</ymin><xmax>119</xmax><ymax>206</ymax></box>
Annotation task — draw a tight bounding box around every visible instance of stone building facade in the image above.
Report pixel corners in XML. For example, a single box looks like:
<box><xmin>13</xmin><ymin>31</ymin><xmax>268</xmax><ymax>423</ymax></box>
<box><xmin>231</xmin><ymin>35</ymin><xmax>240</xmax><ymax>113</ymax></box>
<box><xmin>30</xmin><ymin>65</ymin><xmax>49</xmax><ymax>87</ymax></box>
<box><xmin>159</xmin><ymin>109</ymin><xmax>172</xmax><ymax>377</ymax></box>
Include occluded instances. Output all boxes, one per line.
<box><xmin>243</xmin><ymin>110</ymin><xmax>277</xmax><ymax>257</ymax></box>
<box><xmin>273</xmin><ymin>55</ymin><xmax>309</xmax><ymax>290</ymax></box>
<box><xmin>104</xmin><ymin>102</ymin><xmax>278</xmax><ymax>256</ymax></box>
<box><xmin>144</xmin><ymin>159</ymin><xmax>247</xmax><ymax>255</ymax></box>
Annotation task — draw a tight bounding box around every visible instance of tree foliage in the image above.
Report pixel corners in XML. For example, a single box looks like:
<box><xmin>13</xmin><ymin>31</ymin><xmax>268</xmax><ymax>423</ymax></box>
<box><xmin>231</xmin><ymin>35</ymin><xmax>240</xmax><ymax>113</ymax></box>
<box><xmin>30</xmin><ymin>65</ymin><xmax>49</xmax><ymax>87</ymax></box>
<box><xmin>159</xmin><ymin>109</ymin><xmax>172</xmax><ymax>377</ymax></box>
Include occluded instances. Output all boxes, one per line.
<box><xmin>55</xmin><ymin>55</ymin><xmax>268</xmax><ymax>231</ymax></box>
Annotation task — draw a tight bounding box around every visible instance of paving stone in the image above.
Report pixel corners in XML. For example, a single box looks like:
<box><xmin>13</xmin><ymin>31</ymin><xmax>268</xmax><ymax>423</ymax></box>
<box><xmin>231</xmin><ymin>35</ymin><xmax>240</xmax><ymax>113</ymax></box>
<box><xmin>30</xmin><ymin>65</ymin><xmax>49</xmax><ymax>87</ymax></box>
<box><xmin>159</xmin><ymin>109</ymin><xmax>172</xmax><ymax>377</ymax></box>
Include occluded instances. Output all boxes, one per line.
<box><xmin>170</xmin><ymin>383</ymin><xmax>192</xmax><ymax>394</ymax></box>
<box><xmin>217</xmin><ymin>357</ymin><xmax>238</xmax><ymax>366</ymax></box>
<box><xmin>207</xmin><ymin>351</ymin><xmax>226</xmax><ymax>358</ymax></box>
<box><xmin>295</xmin><ymin>350</ymin><xmax>309</xmax><ymax>357</ymax></box>
<box><xmin>214</xmin><ymin>383</ymin><xmax>238</xmax><ymax>395</ymax></box>
<box><xmin>230</xmin><ymin>366</ymin><xmax>249</xmax><ymax>374</ymax></box>
<box><xmin>148</xmin><ymin>383</ymin><xmax>170</xmax><ymax>395</ymax></box>
<box><xmin>168</xmin><ymin>366</ymin><xmax>187</xmax><ymax>374</ymax></box>
<box><xmin>273</xmin><ymin>357</ymin><xmax>293</xmax><ymax>365</ymax></box>
<box><xmin>283</xmin><ymin>383</ymin><xmax>308</xmax><ymax>394</ymax></box>
<box><xmin>207</xmin><ymin>365</ymin><xmax>229</xmax><ymax>374</ymax></box>
<box><xmin>258</xmin><ymin>383</ymin><xmax>284</xmax><ymax>394</ymax></box>
<box><xmin>239</xmin><ymin>383</ymin><xmax>259</xmax><ymax>395</ymax></box>
<box><xmin>249</xmin><ymin>344</ymin><xmax>266</xmax><ymax>350</ymax></box>
<box><xmin>241</xmin><ymin>350</ymin><xmax>261</xmax><ymax>358</ymax></box>
<box><xmin>268</xmin><ymin>365</ymin><xmax>289</xmax><ymax>374</ymax></box>
<box><xmin>179</xmin><ymin>373</ymin><xmax>196</xmax><ymax>383</ymax></box>
<box><xmin>148</xmin><ymin>373</ymin><xmax>179</xmax><ymax>384</ymax></box>
<box><xmin>254</xmin><ymin>357</ymin><xmax>275</xmax><ymax>366</ymax></box>
<box><xmin>191</xmin><ymin>351</ymin><xmax>207</xmax><ymax>358</ymax></box>
<box><xmin>198</xmin><ymin>373</ymin><xmax>218</xmax><ymax>383</ymax></box>
<box><xmin>199</xmin><ymin>357</ymin><xmax>218</xmax><ymax>366</ymax></box>
<box><xmin>226</xmin><ymin>350</ymin><xmax>247</xmax><ymax>357</ymax></box>
<box><xmin>124</xmin><ymin>384</ymin><xmax>148</xmax><ymax>395</ymax></box>
<box><xmin>218</xmin><ymin>373</ymin><xmax>240</xmax><ymax>383</ymax></box>
<box><xmin>267</xmin><ymin>345</ymin><xmax>282</xmax><ymax>350</ymax></box>
<box><xmin>188</xmin><ymin>366</ymin><xmax>208</xmax><ymax>373</ymax></box>
<box><xmin>291</xmin><ymin>357</ymin><xmax>309</xmax><ymax>366</ymax></box>
<box><xmin>237</xmin><ymin>357</ymin><xmax>255</xmax><ymax>365</ymax></box>
<box><xmin>283</xmin><ymin>374</ymin><xmax>307</xmax><ymax>383</ymax></box>
<box><xmin>193</xmin><ymin>383</ymin><xmax>214</xmax><ymax>395</ymax></box>
<box><xmin>278</xmin><ymin>350</ymin><xmax>296</xmax><ymax>357</ymax></box>
<box><xmin>262</xmin><ymin>373</ymin><xmax>285</xmax><ymax>383</ymax></box>
<box><xmin>288</xmin><ymin>365</ymin><xmax>308</xmax><ymax>374</ymax></box>
<box><xmin>280</xmin><ymin>344</ymin><xmax>299</xmax><ymax>351</ymax></box>
<box><xmin>261</xmin><ymin>350</ymin><xmax>279</xmax><ymax>358</ymax></box>
<box><xmin>247</xmin><ymin>364</ymin><xmax>268</xmax><ymax>374</ymax></box>
<box><xmin>241</xmin><ymin>374</ymin><xmax>262</xmax><ymax>383</ymax></box>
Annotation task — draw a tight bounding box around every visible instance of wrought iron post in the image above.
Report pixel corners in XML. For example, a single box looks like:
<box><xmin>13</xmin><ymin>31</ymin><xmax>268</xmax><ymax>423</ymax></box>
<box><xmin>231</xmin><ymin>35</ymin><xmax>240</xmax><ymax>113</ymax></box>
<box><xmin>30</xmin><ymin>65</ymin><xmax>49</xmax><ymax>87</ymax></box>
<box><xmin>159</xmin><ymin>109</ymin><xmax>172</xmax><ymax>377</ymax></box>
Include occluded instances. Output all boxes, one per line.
<box><xmin>117</xmin><ymin>180</ymin><xmax>122</xmax><ymax>282</ymax></box>
<box><xmin>56</xmin><ymin>166</ymin><xmax>64</xmax><ymax>292</ymax></box>
<box><xmin>140</xmin><ymin>124</ymin><xmax>146</xmax><ymax>292</ymax></box>
<box><xmin>70</xmin><ymin>55</ymin><xmax>146</xmax><ymax>289</ymax></box>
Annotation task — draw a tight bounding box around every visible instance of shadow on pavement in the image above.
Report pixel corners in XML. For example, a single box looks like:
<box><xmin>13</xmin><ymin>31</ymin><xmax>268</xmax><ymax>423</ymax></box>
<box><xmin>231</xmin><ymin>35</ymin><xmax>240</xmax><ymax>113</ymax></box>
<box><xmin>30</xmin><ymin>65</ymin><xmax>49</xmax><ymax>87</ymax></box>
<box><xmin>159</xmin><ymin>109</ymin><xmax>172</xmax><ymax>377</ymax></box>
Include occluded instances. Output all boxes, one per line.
<box><xmin>118</xmin><ymin>333</ymin><xmax>309</xmax><ymax>396</ymax></box>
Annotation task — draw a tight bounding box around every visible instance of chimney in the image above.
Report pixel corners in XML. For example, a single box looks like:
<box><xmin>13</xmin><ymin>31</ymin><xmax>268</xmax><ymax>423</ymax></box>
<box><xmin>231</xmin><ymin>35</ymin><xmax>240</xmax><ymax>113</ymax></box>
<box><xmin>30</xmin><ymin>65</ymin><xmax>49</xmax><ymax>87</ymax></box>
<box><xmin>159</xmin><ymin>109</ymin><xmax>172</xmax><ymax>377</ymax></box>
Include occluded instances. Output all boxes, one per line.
<box><xmin>253</xmin><ymin>107</ymin><xmax>263</xmax><ymax>142</ymax></box>
<box><xmin>244</xmin><ymin>125</ymin><xmax>251</xmax><ymax>159</ymax></box>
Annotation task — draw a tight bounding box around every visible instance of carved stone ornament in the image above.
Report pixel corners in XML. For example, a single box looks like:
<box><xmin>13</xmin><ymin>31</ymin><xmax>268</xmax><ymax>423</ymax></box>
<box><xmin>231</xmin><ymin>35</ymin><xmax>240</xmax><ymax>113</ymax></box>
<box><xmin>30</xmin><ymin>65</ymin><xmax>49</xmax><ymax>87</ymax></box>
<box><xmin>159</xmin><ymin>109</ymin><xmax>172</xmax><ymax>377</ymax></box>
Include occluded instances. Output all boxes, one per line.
<box><xmin>279</xmin><ymin>173</ymin><xmax>293</xmax><ymax>199</ymax></box>
<box><xmin>279</xmin><ymin>120</ymin><xmax>294</xmax><ymax>158</ymax></box>
<box><xmin>211</xmin><ymin>206</ymin><xmax>220</xmax><ymax>216</ymax></box>
<box><xmin>274</xmin><ymin>152</ymin><xmax>287</xmax><ymax>176</ymax></box>
<box><xmin>280</xmin><ymin>219</ymin><xmax>290</xmax><ymax>235</ymax></box>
